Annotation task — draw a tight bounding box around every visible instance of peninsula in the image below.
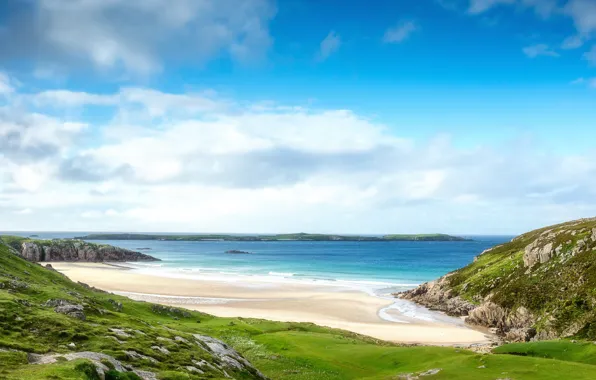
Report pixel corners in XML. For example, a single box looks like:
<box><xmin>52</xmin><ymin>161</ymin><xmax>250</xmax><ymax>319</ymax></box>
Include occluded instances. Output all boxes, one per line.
<box><xmin>75</xmin><ymin>232</ymin><xmax>471</xmax><ymax>242</ymax></box>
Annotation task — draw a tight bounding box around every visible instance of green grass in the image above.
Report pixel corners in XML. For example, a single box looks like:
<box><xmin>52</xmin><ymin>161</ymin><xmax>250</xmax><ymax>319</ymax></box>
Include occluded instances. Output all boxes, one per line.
<box><xmin>494</xmin><ymin>340</ymin><xmax>596</xmax><ymax>365</ymax></box>
<box><xmin>3</xmin><ymin>237</ymin><xmax>596</xmax><ymax>379</ymax></box>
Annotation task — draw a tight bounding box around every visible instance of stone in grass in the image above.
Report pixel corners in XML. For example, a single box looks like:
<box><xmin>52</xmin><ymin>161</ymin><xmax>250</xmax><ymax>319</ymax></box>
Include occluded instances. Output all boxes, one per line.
<box><xmin>151</xmin><ymin>346</ymin><xmax>170</xmax><ymax>355</ymax></box>
<box><xmin>45</xmin><ymin>299</ymin><xmax>86</xmax><ymax>320</ymax></box>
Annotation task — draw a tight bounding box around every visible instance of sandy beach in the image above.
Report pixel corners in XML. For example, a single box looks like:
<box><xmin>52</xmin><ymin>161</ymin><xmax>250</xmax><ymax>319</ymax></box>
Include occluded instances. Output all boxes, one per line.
<box><xmin>45</xmin><ymin>262</ymin><xmax>492</xmax><ymax>345</ymax></box>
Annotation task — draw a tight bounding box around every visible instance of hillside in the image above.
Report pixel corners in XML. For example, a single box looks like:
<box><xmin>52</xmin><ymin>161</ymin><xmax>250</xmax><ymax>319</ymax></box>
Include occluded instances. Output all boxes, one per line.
<box><xmin>3</xmin><ymin>236</ymin><xmax>596</xmax><ymax>379</ymax></box>
<box><xmin>398</xmin><ymin>218</ymin><xmax>596</xmax><ymax>342</ymax></box>
<box><xmin>0</xmin><ymin>236</ymin><xmax>159</xmax><ymax>262</ymax></box>
<box><xmin>75</xmin><ymin>233</ymin><xmax>471</xmax><ymax>242</ymax></box>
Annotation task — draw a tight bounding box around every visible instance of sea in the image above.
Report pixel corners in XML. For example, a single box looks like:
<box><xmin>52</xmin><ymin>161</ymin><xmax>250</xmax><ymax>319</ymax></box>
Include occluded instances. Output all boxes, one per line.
<box><xmin>3</xmin><ymin>232</ymin><xmax>512</xmax><ymax>323</ymax></box>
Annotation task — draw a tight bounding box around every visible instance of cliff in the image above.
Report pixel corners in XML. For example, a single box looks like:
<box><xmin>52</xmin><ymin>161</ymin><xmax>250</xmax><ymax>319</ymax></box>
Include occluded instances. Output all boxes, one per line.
<box><xmin>397</xmin><ymin>218</ymin><xmax>596</xmax><ymax>342</ymax></box>
<box><xmin>0</xmin><ymin>236</ymin><xmax>159</xmax><ymax>262</ymax></box>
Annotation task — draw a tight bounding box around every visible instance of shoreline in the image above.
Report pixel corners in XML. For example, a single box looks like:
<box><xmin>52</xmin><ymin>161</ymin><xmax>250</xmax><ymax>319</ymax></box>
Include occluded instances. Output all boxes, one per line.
<box><xmin>44</xmin><ymin>262</ymin><xmax>493</xmax><ymax>345</ymax></box>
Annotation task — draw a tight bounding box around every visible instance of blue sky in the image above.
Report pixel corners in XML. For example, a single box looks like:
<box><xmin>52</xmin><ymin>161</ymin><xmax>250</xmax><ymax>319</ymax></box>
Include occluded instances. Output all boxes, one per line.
<box><xmin>0</xmin><ymin>0</ymin><xmax>596</xmax><ymax>234</ymax></box>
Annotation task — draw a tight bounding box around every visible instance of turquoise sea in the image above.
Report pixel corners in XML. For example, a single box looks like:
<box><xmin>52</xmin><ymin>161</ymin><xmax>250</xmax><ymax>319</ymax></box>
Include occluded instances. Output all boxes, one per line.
<box><xmin>4</xmin><ymin>232</ymin><xmax>512</xmax><ymax>323</ymax></box>
<box><xmin>5</xmin><ymin>232</ymin><xmax>510</xmax><ymax>289</ymax></box>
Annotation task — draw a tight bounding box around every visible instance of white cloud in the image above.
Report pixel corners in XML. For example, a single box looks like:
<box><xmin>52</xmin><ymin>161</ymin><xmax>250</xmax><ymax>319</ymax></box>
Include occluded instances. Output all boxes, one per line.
<box><xmin>584</xmin><ymin>45</ymin><xmax>596</xmax><ymax>65</ymax></box>
<box><xmin>469</xmin><ymin>0</ymin><xmax>516</xmax><ymax>14</ymax></box>
<box><xmin>565</xmin><ymin>0</ymin><xmax>596</xmax><ymax>36</ymax></box>
<box><xmin>0</xmin><ymin>72</ymin><xmax>15</xmax><ymax>95</ymax></box>
<box><xmin>383</xmin><ymin>21</ymin><xmax>419</xmax><ymax>44</ymax></box>
<box><xmin>2</xmin><ymin>77</ymin><xmax>596</xmax><ymax>234</ymax></box>
<box><xmin>523</xmin><ymin>43</ymin><xmax>559</xmax><ymax>58</ymax></box>
<box><xmin>317</xmin><ymin>31</ymin><xmax>341</xmax><ymax>61</ymax></box>
<box><xmin>13</xmin><ymin>208</ymin><xmax>33</xmax><ymax>215</ymax></box>
<box><xmin>562</xmin><ymin>35</ymin><xmax>584</xmax><ymax>50</ymax></box>
<box><xmin>468</xmin><ymin>0</ymin><xmax>558</xmax><ymax>16</ymax></box>
<box><xmin>1</xmin><ymin>0</ymin><xmax>275</xmax><ymax>75</ymax></box>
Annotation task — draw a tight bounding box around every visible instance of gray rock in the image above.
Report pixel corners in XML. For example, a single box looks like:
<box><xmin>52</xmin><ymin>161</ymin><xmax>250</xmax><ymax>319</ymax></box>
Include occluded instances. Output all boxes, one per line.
<box><xmin>396</xmin><ymin>275</ymin><xmax>475</xmax><ymax>316</ymax></box>
<box><xmin>55</xmin><ymin>304</ymin><xmax>86</xmax><ymax>320</ymax></box>
<box><xmin>125</xmin><ymin>350</ymin><xmax>159</xmax><ymax>364</ymax></box>
<box><xmin>28</xmin><ymin>351</ymin><xmax>157</xmax><ymax>380</ymax></box>
<box><xmin>194</xmin><ymin>334</ymin><xmax>268</xmax><ymax>379</ymax></box>
<box><xmin>151</xmin><ymin>346</ymin><xmax>170</xmax><ymax>355</ymax></box>
<box><xmin>18</xmin><ymin>240</ymin><xmax>159</xmax><ymax>263</ymax></box>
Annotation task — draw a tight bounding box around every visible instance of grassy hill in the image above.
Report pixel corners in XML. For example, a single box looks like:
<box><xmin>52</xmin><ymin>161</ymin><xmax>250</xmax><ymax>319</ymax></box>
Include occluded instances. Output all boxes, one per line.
<box><xmin>399</xmin><ymin>218</ymin><xmax>596</xmax><ymax>342</ymax></box>
<box><xmin>3</xmin><ymin>236</ymin><xmax>596</xmax><ymax>378</ymax></box>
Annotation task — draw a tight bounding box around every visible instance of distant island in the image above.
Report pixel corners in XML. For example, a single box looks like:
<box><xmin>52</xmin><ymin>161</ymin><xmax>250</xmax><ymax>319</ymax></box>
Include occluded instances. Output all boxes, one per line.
<box><xmin>75</xmin><ymin>232</ymin><xmax>471</xmax><ymax>242</ymax></box>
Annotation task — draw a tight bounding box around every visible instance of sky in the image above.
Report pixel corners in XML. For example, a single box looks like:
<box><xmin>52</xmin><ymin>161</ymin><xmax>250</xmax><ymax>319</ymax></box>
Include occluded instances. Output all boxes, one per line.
<box><xmin>0</xmin><ymin>0</ymin><xmax>596</xmax><ymax>235</ymax></box>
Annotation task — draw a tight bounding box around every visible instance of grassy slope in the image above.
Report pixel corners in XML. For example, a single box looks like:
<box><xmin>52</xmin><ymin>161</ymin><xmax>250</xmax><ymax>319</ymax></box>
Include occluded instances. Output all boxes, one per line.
<box><xmin>2</xmin><ymin>240</ymin><xmax>596</xmax><ymax>379</ymax></box>
<box><xmin>446</xmin><ymin>219</ymin><xmax>596</xmax><ymax>338</ymax></box>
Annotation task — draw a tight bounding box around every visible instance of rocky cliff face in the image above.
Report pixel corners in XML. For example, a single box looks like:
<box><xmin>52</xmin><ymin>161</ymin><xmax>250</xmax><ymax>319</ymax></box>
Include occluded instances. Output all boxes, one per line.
<box><xmin>5</xmin><ymin>238</ymin><xmax>159</xmax><ymax>262</ymax></box>
<box><xmin>397</xmin><ymin>218</ymin><xmax>596</xmax><ymax>342</ymax></box>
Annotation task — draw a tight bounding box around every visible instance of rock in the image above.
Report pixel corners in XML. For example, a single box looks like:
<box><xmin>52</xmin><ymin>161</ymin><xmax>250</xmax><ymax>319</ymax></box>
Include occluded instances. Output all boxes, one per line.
<box><xmin>68</xmin><ymin>343</ymin><xmax>76</xmax><ymax>349</ymax></box>
<box><xmin>28</xmin><ymin>351</ymin><xmax>157</xmax><ymax>380</ymax></box>
<box><xmin>17</xmin><ymin>240</ymin><xmax>160</xmax><ymax>263</ymax></box>
<box><xmin>194</xmin><ymin>334</ymin><xmax>268</xmax><ymax>379</ymax></box>
<box><xmin>21</xmin><ymin>242</ymin><xmax>43</xmax><ymax>262</ymax></box>
<box><xmin>419</xmin><ymin>368</ymin><xmax>441</xmax><ymax>376</ymax></box>
<box><xmin>108</xmin><ymin>299</ymin><xmax>123</xmax><ymax>312</ymax></box>
<box><xmin>151</xmin><ymin>346</ymin><xmax>170</xmax><ymax>355</ymax></box>
<box><xmin>109</xmin><ymin>328</ymin><xmax>132</xmax><ymax>338</ymax></box>
<box><xmin>186</xmin><ymin>366</ymin><xmax>204</xmax><ymax>374</ymax></box>
<box><xmin>396</xmin><ymin>275</ymin><xmax>475</xmax><ymax>316</ymax></box>
<box><xmin>45</xmin><ymin>299</ymin><xmax>86</xmax><ymax>320</ymax></box>
<box><xmin>55</xmin><ymin>304</ymin><xmax>86</xmax><ymax>320</ymax></box>
<box><xmin>397</xmin><ymin>368</ymin><xmax>442</xmax><ymax>379</ymax></box>
<box><xmin>175</xmin><ymin>336</ymin><xmax>189</xmax><ymax>344</ymax></box>
<box><xmin>125</xmin><ymin>350</ymin><xmax>159</xmax><ymax>364</ymax></box>
<box><xmin>523</xmin><ymin>240</ymin><xmax>555</xmax><ymax>267</ymax></box>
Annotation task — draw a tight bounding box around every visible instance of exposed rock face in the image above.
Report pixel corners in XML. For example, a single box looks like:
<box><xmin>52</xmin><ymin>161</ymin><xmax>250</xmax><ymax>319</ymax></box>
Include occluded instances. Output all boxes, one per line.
<box><xmin>397</xmin><ymin>275</ymin><xmax>476</xmax><ymax>316</ymax></box>
<box><xmin>44</xmin><ymin>299</ymin><xmax>86</xmax><ymax>320</ymax></box>
<box><xmin>28</xmin><ymin>351</ymin><xmax>157</xmax><ymax>380</ymax></box>
<box><xmin>523</xmin><ymin>240</ymin><xmax>555</xmax><ymax>267</ymax></box>
<box><xmin>194</xmin><ymin>334</ymin><xmax>268</xmax><ymax>379</ymax></box>
<box><xmin>17</xmin><ymin>240</ymin><xmax>159</xmax><ymax>263</ymax></box>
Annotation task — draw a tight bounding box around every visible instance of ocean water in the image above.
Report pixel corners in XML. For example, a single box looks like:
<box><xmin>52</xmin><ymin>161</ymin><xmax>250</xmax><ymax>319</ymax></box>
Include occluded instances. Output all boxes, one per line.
<box><xmin>3</xmin><ymin>232</ymin><xmax>512</xmax><ymax>323</ymax></box>
<box><xmin>4</xmin><ymin>232</ymin><xmax>510</xmax><ymax>289</ymax></box>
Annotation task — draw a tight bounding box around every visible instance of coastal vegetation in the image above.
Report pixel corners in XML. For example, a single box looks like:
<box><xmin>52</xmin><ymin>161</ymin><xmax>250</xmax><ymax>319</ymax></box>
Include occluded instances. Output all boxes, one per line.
<box><xmin>3</xmin><ymin>229</ymin><xmax>596</xmax><ymax>379</ymax></box>
<box><xmin>399</xmin><ymin>217</ymin><xmax>596</xmax><ymax>342</ymax></box>
<box><xmin>75</xmin><ymin>232</ymin><xmax>472</xmax><ymax>242</ymax></box>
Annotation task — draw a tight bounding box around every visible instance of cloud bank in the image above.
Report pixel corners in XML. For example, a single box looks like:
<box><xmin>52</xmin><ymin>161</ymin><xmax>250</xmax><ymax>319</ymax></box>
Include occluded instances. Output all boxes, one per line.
<box><xmin>1</xmin><ymin>72</ymin><xmax>595</xmax><ymax>234</ymax></box>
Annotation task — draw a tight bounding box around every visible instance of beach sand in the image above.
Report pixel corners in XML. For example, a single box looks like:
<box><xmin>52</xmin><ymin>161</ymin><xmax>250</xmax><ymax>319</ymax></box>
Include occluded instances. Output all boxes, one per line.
<box><xmin>45</xmin><ymin>262</ymin><xmax>492</xmax><ymax>345</ymax></box>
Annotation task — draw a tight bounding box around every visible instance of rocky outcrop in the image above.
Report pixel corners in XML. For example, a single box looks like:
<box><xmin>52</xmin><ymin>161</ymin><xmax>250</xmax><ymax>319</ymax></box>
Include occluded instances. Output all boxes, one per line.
<box><xmin>398</xmin><ymin>282</ymin><xmax>537</xmax><ymax>342</ymax></box>
<box><xmin>523</xmin><ymin>223</ymin><xmax>596</xmax><ymax>268</ymax></box>
<box><xmin>28</xmin><ymin>351</ymin><xmax>157</xmax><ymax>380</ymax></box>
<box><xmin>44</xmin><ymin>299</ymin><xmax>86</xmax><ymax>320</ymax></box>
<box><xmin>397</xmin><ymin>274</ymin><xmax>476</xmax><ymax>316</ymax></box>
<box><xmin>193</xmin><ymin>334</ymin><xmax>268</xmax><ymax>379</ymax></box>
<box><xmin>16</xmin><ymin>239</ymin><xmax>159</xmax><ymax>263</ymax></box>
